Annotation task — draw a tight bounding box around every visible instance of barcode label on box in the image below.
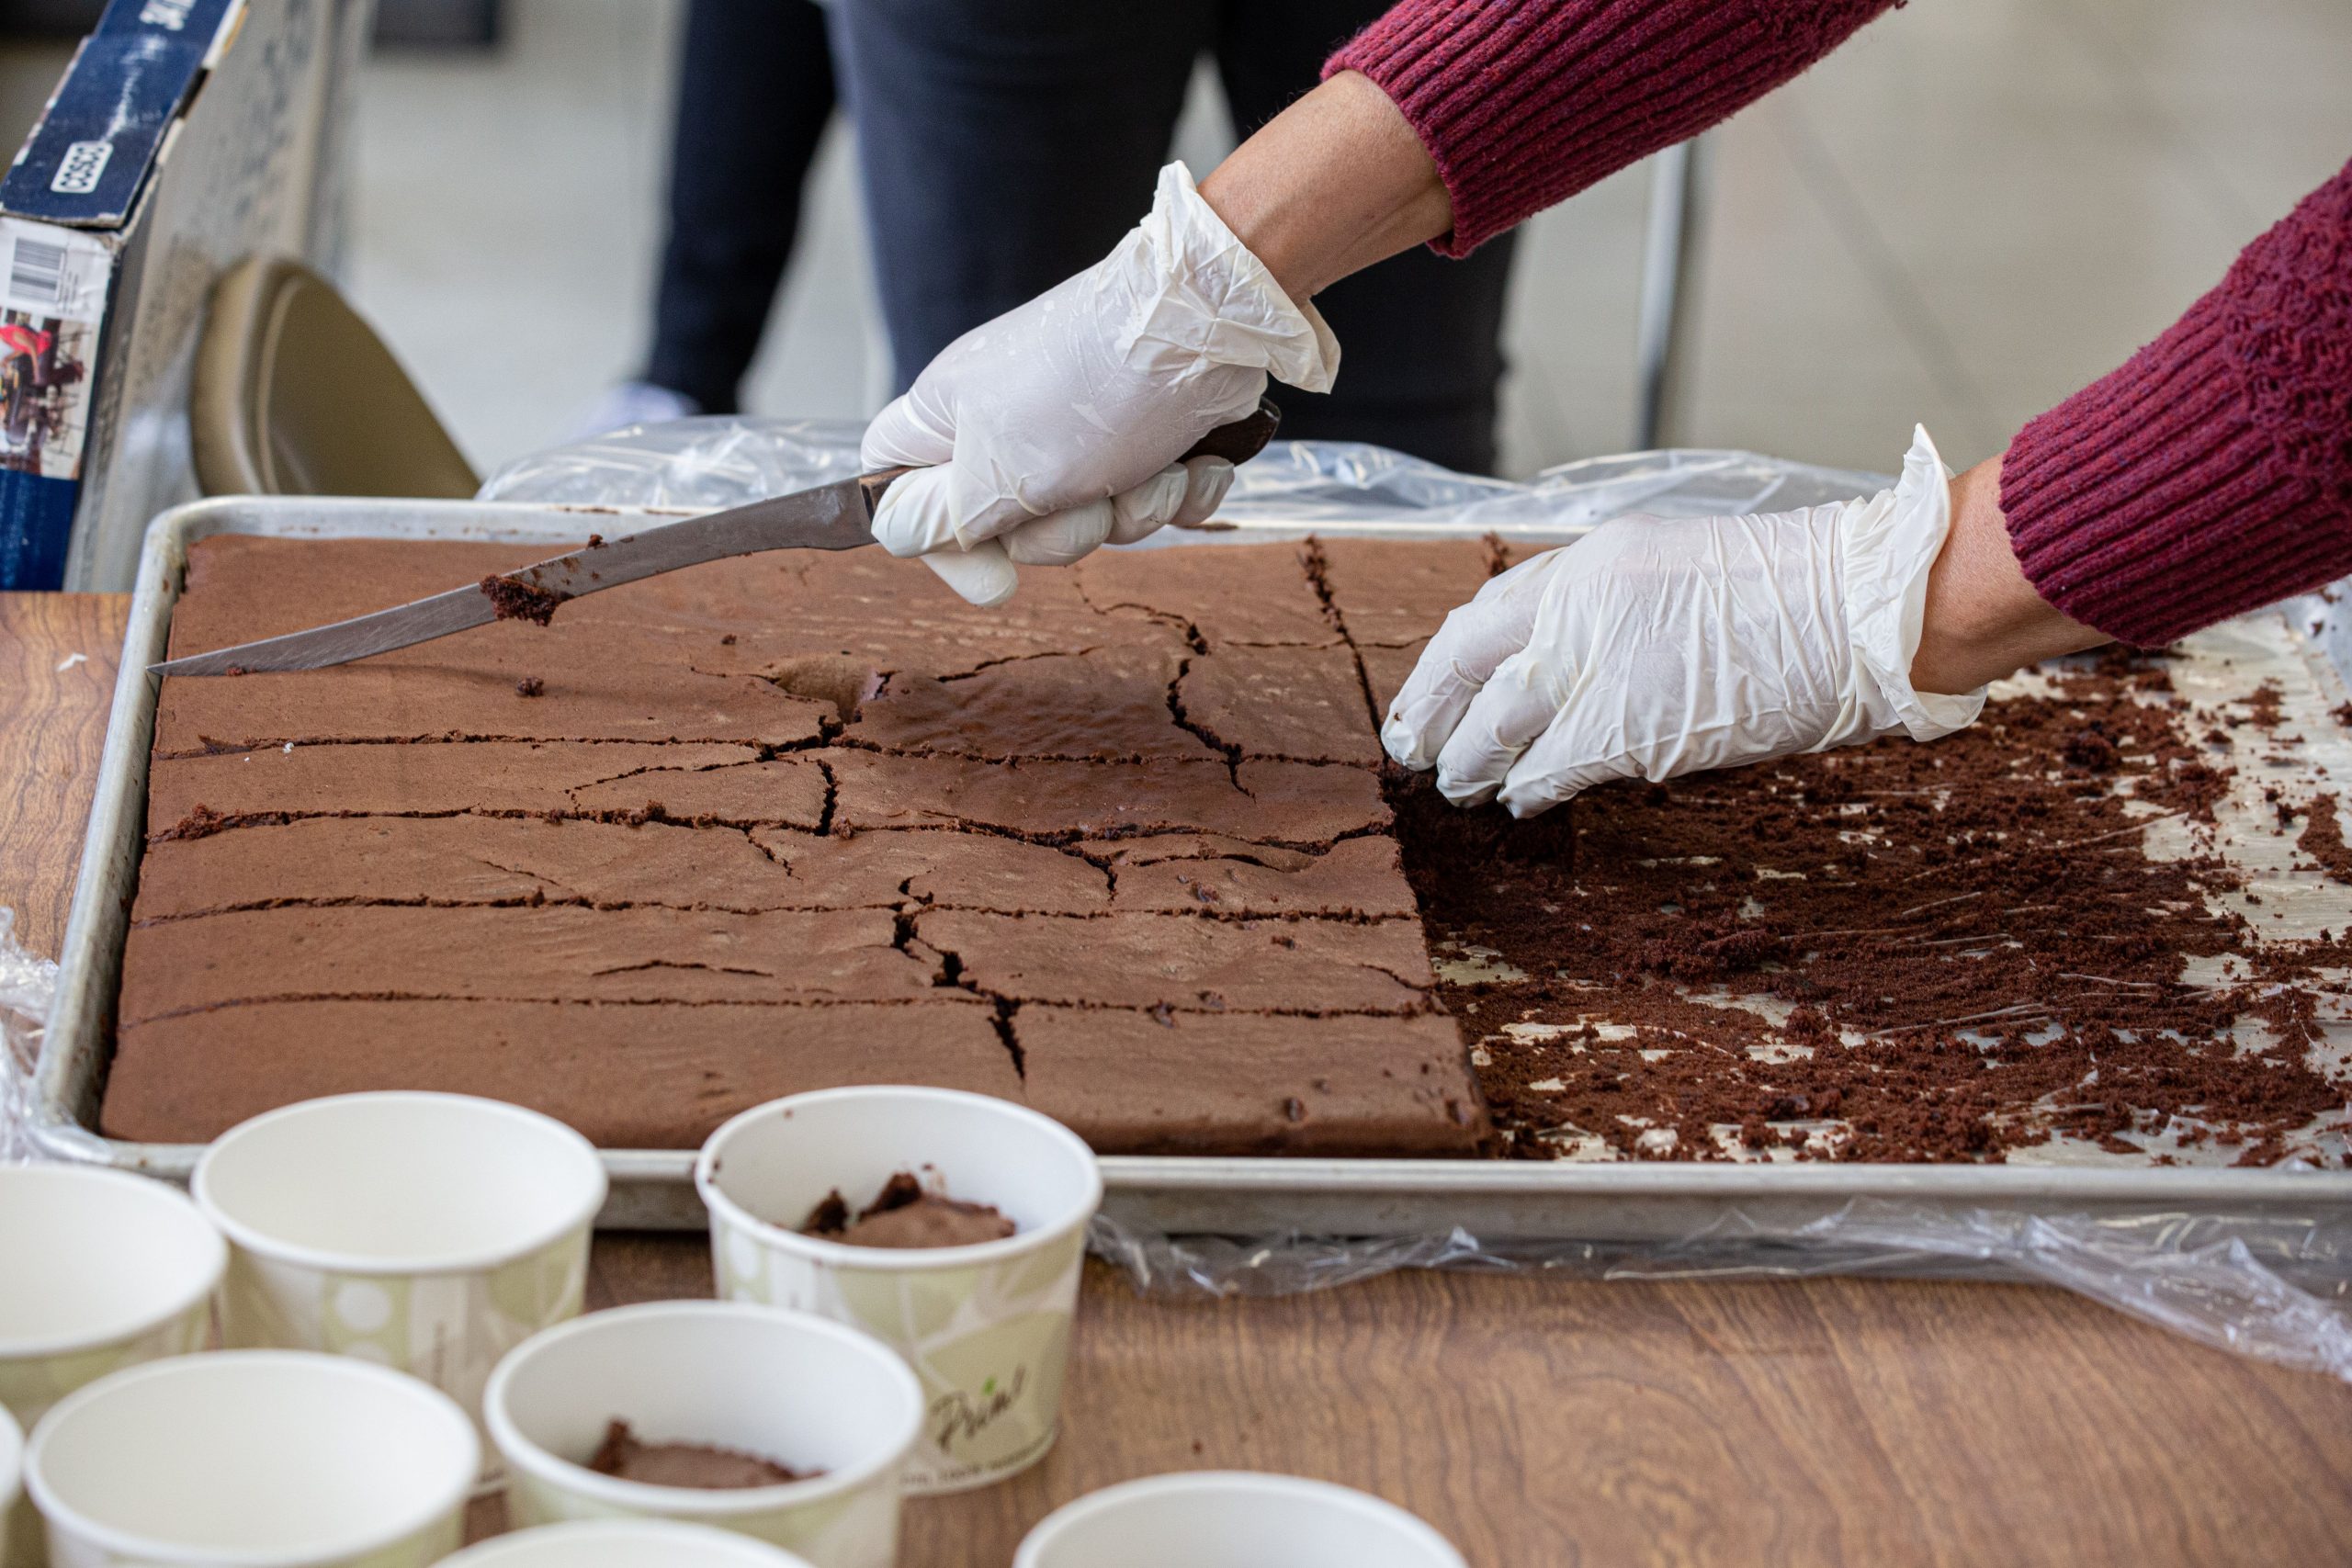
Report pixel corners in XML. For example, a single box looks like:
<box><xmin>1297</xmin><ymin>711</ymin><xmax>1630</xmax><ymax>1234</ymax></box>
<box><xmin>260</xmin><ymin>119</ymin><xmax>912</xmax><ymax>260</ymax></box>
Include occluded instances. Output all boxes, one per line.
<box><xmin>0</xmin><ymin>220</ymin><xmax>107</xmax><ymax>321</ymax></box>
<box><xmin>9</xmin><ymin>237</ymin><xmax>67</xmax><ymax>304</ymax></box>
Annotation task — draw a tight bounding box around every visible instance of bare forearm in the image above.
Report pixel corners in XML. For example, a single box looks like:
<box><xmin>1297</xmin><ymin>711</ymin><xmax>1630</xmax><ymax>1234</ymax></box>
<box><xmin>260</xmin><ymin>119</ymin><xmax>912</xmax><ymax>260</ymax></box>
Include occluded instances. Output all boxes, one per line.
<box><xmin>1197</xmin><ymin>71</ymin><xmax>1451</xmax><ymax>302</ymax></box>
<box><xmin>1910</xmin><ymin>456</ymin><xmax>2107</xmax><ymax>694</ymax></box>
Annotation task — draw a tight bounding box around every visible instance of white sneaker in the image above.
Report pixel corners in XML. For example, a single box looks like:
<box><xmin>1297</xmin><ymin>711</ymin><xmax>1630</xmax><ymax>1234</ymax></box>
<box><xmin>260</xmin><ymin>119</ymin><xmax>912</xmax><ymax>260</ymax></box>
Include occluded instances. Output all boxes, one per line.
<box><xmin>568</xmin><ymin>381</ymin><xmax>703</xmax><ymax>440</ymax></box>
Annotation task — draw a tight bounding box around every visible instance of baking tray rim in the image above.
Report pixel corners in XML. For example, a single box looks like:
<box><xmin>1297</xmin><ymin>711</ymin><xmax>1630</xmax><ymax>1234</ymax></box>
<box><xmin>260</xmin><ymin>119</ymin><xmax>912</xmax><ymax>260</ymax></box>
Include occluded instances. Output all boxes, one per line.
<box><xmin>36</xmin><ymin>494</ymin><xmax>2352</xmax><ymax>1223</ymax></box>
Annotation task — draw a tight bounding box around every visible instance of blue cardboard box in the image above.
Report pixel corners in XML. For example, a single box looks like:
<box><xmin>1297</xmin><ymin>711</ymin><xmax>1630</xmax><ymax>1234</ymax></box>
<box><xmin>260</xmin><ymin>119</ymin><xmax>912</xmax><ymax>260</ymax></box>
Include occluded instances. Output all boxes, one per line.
<box><xmin>0</xmin><ymin>0</ymin><xmax>367</xmax><ymax>590</ymax></box>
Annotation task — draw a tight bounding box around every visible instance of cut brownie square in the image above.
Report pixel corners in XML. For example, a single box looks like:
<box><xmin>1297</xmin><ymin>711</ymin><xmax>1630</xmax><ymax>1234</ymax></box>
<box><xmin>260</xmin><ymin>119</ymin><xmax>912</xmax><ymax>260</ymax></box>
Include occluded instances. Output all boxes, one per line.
<box><xmin>143</xmin><ymin>744</ymin><xmax>823</xmax><ymax>837</ymax></box>
<box><xmin>914</xmin><ymin>909</ymin><xmax>1433</xmax><ymax>1014</ymax></box>
<box><xmin>1176</xmin><ymin>644</ymin><xmax>1380</xmax><ymax>764</ymax></box>
<box><xmin>103</xmin><ymin>999</ymin><xmax>1013</xmax><ymax>1147</ymax></box>
<box><xmin>1100</xmin><ymin>835</ymin><xmax>1418</xmax><ymax>918</ymax></box>
<box><xmin>118</xmin><ymin>905</ymin><xmax>931</xmax><ymax>1022</ymax></box>
<box><xmin>1072</xmin><ymin>543</ymin><xmax>1339</xmax><ymax>648</ymax></box>
<box><xmin>131</xmin><ymin>817</ymin><xmax>805</xmax><ymax>919</ymax></box>
<box><xmin>826</xmin><ymin>752</ymin><xmax>1389</xmax><ymax>844</ymax></box>
<box><xmin>1311</xmin><ymin>536</ymin><xmax>1497</xmax><ymax>649</ymax></box>
<box><xmin>1015</xmin><ymin>1006</ymin><xmax>1487</xmax><ymax>1156</ymax></box>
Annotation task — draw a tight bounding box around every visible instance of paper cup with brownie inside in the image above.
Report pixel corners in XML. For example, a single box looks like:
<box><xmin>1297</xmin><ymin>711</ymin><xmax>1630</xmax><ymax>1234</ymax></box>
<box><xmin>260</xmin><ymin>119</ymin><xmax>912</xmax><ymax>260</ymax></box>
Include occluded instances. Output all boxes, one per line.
<box><xmin>483</xmin><ymin>1301</ymin><xmax>921</xmax><ymax>1568</ymax></box>
<box><xmin>192</xmin><ymin>1091</ymin><xmax>605</xmax><ymax>1451</ymax></box>
<box><xmin>695</xmin><ymin>1087</ymin><xmax>1102</xmax><ymax>1494</ymax></box>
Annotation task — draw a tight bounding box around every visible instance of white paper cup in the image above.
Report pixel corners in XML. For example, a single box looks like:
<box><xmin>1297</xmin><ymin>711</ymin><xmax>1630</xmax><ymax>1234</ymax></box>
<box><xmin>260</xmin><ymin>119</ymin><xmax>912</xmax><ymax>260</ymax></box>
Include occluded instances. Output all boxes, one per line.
<box><xmin>24</xmin><ymin>1349</ymin><xmax>477</xmax><ymax>1568</ymax></box>
<box><xmin>1015</xmin><ymin>1472</ymin><xmax>1466</xmax><ymax>1568</ymax></box>
<box><xmin>1</xmin><ymin>1163</ymin><xmax>224</xmax><ymax>1565</ymax></box>
<box><xmin>442</xmin><ymin>1520</ymin><xmax>817</xmax><ymax>1567</ymax></box>
<box><xmin>193</xmin><ymin>1092</ymin><xmax>605</xmax><ymax>1435</ymax></box>
<box><xmin>0</xmin><ymin>1166</ymin><xmax>224</xmax><ymax>1429</ymax></box>
<box><xmin>484</xmin><ymin>1301</ymin><xmax>922</xmax><ymax>1568</ymax></box>
<box><xmin>696</xmin><ymin>1087</ymin><xmax>1101</xmax><ymax>1493</ymax></box>
<box><xmin>0</xmin><ymin>1404</ymin><xmax>20</xmax><ymax>1568</ymax></box>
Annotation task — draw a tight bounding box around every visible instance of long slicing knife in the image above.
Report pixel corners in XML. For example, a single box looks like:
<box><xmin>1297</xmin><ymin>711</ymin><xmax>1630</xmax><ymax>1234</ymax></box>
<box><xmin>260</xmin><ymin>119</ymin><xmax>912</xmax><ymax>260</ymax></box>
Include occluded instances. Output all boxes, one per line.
<box><xmin>150</xmin><ymin>400</ymin><xmax>1281</xmax><ymax>677</ymax></box>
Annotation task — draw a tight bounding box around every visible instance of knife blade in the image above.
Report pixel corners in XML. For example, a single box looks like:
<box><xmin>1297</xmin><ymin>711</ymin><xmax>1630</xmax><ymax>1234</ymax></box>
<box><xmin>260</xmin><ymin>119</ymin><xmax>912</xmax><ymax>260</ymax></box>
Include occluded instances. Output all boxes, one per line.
<box><xmin>151</xmin><ymin>397</ymin><xmax>1282</xmax><ymax>677</ymax></box>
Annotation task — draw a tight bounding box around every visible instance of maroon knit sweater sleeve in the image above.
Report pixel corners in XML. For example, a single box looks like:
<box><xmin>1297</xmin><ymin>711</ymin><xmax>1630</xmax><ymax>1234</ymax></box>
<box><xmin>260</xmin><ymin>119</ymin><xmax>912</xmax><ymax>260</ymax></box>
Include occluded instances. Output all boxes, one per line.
<box><xmin>2001</xmin><ymin>160</ymin><xmax>2352</xmax><ymax>647</ymax></box>
<box><xmin>1325</xmin><ymin>0</ymin><xmax>1899</xmax><ymax>256</ymax></box>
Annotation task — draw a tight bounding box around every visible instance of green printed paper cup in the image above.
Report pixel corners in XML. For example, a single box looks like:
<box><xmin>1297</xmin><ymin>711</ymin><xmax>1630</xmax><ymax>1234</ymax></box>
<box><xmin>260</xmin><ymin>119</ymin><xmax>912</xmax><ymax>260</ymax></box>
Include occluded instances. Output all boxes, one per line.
<box><xmin>193</xmin><ymin>1093</ymin><xmax>605</xmax><ymax>1447</ymax></box>
<box><xmin>695</xmin><ymin>1088</ymin><xmax>1102</xmax><ymax>1493</ymax></box>
<box><xmin>483</xmin><ymin>1302</ymin><xmax>921</xmax><ymax>1568</ymax></box>
<box><xmin>1015</xmin><ymin>1472</ymin><xmax>1467</xmax><ymax>1568</ymax></box>
<box><xmin>24</xmin><ymin>1350</ymin><xmax>477</xmax><ymax>1568</ymax></box>
<box><xmin>441</xmin><ymin>1520</ymin><xmax>817</xmax><ymax>1567</ymax></box>
<box><xmin>1</xmin><ymin>1165</ymin><xmax>224</xmax><ymax>1566</ymax></box>
<box><xmin>0</xmin><ymin>1167</ymin><xmax>223</xmax><ymax>1428</ymax></box>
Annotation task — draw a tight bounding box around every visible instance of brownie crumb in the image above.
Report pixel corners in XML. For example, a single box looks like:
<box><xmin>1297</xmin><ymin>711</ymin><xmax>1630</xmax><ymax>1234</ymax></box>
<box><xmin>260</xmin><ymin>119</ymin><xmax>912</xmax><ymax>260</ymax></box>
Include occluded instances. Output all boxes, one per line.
<box><xmin>586</xmin><ymin>533</ymin><xmax>605</xmax><ymax>548</ymax></box>
<box><xmin>155</xmin><ymin>803</ymin><xmax>231</xmax><ymax>841</ymax></box>
<box><xmin>2298</xmin><ymin>794</ymin><xmax>2352</xmax><ymax>884</ymax></box>
<box><xmin>514</xmin><ymin>676</ymin><xmax>545</xmax><ymax>698</ymax></box>
<box><xmin>801</xmin><ymin>1190</ymin><xmax>849</xmax><ymax>1234</ymax></box>
<box><xmin>478</xmin><ymin>573</ymin><xmax>570</xmax><ymax>626</ymax></box>
<box><xmin>2062</xmin><ymin>725</ymin><xmax>2120</xmax><ymax>773</ymax></box>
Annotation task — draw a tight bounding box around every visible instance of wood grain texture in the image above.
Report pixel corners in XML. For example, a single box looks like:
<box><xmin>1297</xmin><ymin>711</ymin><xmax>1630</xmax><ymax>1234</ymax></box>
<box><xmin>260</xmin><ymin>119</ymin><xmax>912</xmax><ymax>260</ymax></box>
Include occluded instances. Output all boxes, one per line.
<box><xmin>13</xmin><ymin>595</ymin><xmax>2352</xmax><ymax>1565</ymax></box>
<box><xmin>571</xmin><ymin>1238</ymin><xmax>2352</xmax><ymax>1568</ymax></box>
<box><xmin>0</xmin><ymin>593</ymin><xmax>129</xmax><ymax>957</ymax></box>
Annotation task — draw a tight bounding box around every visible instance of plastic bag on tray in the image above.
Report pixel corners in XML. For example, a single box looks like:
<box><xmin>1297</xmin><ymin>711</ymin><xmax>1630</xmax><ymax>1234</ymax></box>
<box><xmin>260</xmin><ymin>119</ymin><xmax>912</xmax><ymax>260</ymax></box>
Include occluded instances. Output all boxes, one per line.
<box><xmin>479</xmin><ymin>418</ymin><xmax>1889</xmax><ymax>529</ymax></box>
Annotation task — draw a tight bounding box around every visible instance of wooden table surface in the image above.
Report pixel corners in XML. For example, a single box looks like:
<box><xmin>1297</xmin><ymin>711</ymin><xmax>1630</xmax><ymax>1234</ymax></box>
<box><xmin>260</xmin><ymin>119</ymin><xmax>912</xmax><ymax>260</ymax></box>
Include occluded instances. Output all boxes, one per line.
<box><xmin>8</xmin><ymin>591</ymin><xmax>2351</xmax><ymax>1566</ymax></box>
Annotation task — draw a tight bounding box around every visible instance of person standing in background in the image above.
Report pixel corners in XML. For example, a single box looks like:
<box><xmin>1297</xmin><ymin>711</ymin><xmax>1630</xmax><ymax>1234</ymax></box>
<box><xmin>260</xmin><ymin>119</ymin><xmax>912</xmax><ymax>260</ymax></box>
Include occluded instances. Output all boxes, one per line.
<box><xmin>829</xmin><ymin>0</ymin><xmax>1520</xmax><ymax>477</ymax></box>
<box><xmin>581</xmin><ymin>0</ymin><xmax>836</xmax><ymax>434</ymax></box>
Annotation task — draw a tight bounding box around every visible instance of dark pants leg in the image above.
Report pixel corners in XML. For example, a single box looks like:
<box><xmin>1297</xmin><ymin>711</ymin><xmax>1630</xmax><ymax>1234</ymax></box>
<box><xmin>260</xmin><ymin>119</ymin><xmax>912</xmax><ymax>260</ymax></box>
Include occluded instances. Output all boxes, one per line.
<box><xmin>1212</xmin><ymin>3</ymin><xmax>1516</xmax><ymax>473</ymax></box>
<box><xmin>642</xmin><ymin>0</ymin><xmax>837</xmax><ymax>414</ymax></box>
<box><xmin>831</xmin><ymin>0</ymin><xmax>1210</xmax><ymax>389</ymax></box>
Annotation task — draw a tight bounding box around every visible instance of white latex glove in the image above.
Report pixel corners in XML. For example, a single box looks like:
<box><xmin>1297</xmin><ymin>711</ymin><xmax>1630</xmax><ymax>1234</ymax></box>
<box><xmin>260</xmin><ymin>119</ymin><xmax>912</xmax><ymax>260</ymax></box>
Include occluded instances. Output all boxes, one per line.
<box><xmin>862</xmin><ymin>162</ymin><xmax>1340</xmax><ymax>605</ymax></box>
<box><xmin>1385</xmin><ymin>426</ymin><xmax>1987</xmax><ymax>817</ymax></box>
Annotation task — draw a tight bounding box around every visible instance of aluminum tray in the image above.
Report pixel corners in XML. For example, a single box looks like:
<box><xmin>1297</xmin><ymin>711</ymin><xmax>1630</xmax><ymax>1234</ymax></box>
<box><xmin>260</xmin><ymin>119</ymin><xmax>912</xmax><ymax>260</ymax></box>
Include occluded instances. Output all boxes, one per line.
<box><xmin>38</xmin><ymin>496</ymin><xmax>2352</xmax><ymax>1244</ymax></box>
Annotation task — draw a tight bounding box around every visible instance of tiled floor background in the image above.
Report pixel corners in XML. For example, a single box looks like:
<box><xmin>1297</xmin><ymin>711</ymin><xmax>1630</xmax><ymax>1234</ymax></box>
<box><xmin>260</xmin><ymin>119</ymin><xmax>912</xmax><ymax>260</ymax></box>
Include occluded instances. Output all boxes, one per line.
<box><xmin>7</xmin><ymin>0</ymin><xmax>2351</xmax><ymax>482</ymax></box>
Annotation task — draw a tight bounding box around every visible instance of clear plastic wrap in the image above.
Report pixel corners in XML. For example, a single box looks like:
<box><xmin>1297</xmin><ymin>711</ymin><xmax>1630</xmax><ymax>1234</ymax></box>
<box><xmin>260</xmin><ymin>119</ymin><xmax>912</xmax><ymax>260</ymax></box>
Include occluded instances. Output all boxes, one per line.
<box><xmin>1</xmin><ymin>908</ymin><xmax>62</xmax><ymax>1164</ymax></box>
<box><xmin>477</xmin><ymin>417</ymin><xmax>1890</xmax><ymax>526</ymax></box>
<box><xmin>478</xmin><ymin>416</ymin><xmax>870</xmax><ymax>510</ymax></box>
<box><xmin>1089</xmin><ymin>1200</ymin><xmax>2352</xmax><ymax>1382</ymax></box>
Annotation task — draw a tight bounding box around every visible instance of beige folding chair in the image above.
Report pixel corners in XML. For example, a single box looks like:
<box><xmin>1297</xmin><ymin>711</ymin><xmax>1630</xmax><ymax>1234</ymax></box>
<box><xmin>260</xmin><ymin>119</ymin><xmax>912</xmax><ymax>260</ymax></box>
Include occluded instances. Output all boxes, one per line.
<box><xmin>191</xmin><ymin>254</ymin><xmax>477</xmax><ymax>499</ymax></box>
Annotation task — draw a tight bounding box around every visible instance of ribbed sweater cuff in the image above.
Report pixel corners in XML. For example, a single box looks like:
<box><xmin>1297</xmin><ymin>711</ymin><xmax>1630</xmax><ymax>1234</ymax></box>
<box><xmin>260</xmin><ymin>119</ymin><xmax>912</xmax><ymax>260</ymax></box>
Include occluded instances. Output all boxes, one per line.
<box><xmin>2001</xmin><ymin>160</ymin><xmax>2352</xmax><ymax>648</ymax></box>
<box><xmin>1326</xmin><ymin>0</ymin><xmax>1897</xmax><ymax>256</ymax></box>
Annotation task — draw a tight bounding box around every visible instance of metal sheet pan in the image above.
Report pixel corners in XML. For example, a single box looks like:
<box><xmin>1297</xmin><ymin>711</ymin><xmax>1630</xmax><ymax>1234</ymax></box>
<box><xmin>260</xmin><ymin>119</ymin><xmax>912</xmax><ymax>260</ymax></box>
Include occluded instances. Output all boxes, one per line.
<box><xmin>36</xmin><ymin>495</ymin><xmax>2352</xmax><ymax>1238</ymax></box>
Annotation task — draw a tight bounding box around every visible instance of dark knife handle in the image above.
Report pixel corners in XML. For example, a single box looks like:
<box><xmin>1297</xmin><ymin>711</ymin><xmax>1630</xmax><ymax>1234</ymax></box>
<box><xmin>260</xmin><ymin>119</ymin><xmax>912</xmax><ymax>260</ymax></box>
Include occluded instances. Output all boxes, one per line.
<box><xmin>856</xmin><ymin>395</ymin><xmax>1283</xmax><ymax>516</ymax></box>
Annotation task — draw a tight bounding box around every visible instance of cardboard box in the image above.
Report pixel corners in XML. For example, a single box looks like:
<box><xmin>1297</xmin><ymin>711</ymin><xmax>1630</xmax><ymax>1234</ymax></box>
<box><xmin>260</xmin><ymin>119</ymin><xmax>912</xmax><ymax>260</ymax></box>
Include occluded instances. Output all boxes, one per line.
<box><xmin>0</xmin><ymin>0</ymin><xmax>369</xmax><ymax>589</ymax></box>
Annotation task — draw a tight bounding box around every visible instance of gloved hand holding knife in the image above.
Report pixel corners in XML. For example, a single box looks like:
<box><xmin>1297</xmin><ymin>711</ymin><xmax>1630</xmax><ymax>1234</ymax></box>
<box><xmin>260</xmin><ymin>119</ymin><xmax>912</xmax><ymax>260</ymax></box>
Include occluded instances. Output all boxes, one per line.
<box><xmin>862</xmin><ymin>163</ymin><xmax>1340</xmax><ymax>608</ymax></box>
